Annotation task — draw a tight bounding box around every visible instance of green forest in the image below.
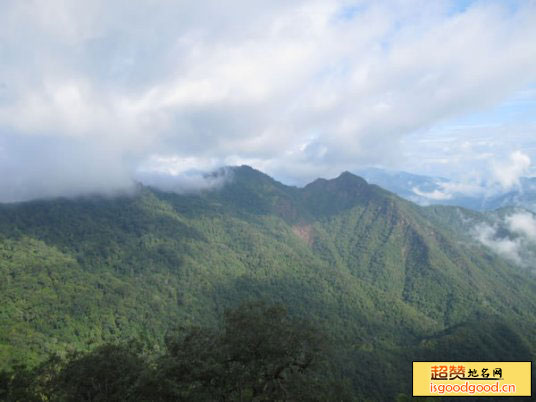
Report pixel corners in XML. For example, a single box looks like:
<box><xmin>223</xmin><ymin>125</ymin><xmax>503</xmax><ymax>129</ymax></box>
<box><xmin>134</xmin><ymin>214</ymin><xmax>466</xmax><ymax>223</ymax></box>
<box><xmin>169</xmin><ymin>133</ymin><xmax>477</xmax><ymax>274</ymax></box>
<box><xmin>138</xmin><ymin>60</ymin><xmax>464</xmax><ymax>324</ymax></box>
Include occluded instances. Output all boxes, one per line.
<box><xmin>1</xmin><ymin>166</ymin><xmax>535</xmax><ymax>400</ymax></box>
<box><xmin>1</xmin><ymin>302</ymin><xmax>353</xmax><ymax>401</ymax></box>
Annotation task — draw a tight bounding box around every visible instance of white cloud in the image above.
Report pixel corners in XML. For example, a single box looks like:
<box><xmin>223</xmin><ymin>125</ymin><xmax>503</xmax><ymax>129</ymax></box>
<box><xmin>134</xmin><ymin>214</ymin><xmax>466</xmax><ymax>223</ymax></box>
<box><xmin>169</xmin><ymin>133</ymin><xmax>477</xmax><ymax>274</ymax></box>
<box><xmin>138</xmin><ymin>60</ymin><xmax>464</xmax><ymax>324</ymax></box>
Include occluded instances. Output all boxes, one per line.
<box><xmin>136</xmin><ymin>168</ymin><xmax>233</xmax><ymax>194</ymax></box>
<box><xmin>412</xmin><ymin>180</ymin><xmax>487</xmax><ymax>200</ymax></box>
<box><xmin>474</xmin><ymin>210</ymin><xmax>536</xmax><ymax>266</ymax></box>
<box><xmin>474</xmin><ymin>222</ymin><xmax>523</xmax><ymax>264</ymax></box>
<box><xmin>404</xmin><ymin>146</ymin><xmax>534</xmax><ymax>202</ymax></box>
<box><xmin>492</xmin><ymin>151</ymin><xmax>531</xmax><ymax>190</ymax></box>
<box><xmin>506</xmin><ymin>211</ymin><xmax>536</xmax><ymax>240</ymax></box>
<box><xmin>1</xmin><ymin>0</ymin><xmax>536</xmax><ymax>200</ymax></box>
<box><xmin>412</xmin><ymin>187</ymin><xmax>453</xmax><ymax>201</ymax></box>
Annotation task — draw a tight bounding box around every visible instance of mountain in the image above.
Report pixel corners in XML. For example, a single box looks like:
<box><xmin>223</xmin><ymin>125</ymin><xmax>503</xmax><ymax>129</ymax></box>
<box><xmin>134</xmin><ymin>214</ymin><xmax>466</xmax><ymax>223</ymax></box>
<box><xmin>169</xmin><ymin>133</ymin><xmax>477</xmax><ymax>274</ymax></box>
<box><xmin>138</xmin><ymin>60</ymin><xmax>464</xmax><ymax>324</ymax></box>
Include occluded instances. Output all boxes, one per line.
<box><xmin>484</xmin><ymin>177</ymin><xmax>536</xmax><ymax>211</ymax></box>
<box><xmin>358</xmin><ymin>166</ymin><xmax>536</xmax><ymax>212</ymax></box>
<box><xmin>421</xmin><ymin>203</ymin><xmax>536</xmax><ymax>270</ymax></box>
<box><xmin>1</xmin><ymin>166</ymin><xmax>535</xmax><ymax>399</ymax></box>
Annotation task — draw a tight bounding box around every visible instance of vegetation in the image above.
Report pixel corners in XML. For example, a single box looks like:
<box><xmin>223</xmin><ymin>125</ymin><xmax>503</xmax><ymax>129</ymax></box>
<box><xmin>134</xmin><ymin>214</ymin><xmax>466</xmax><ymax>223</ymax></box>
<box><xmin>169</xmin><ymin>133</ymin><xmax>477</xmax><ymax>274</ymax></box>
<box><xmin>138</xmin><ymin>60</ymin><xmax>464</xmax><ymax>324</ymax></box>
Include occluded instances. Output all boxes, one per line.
<box><xmin>0</xmin><ymin>302</ymin><xmax>349</xmax><ymax>401</ymax></box>
<box><xmin>0</xmin><ymin>166</ymin><xmax>535</xmax><ymax>399</ymax></box>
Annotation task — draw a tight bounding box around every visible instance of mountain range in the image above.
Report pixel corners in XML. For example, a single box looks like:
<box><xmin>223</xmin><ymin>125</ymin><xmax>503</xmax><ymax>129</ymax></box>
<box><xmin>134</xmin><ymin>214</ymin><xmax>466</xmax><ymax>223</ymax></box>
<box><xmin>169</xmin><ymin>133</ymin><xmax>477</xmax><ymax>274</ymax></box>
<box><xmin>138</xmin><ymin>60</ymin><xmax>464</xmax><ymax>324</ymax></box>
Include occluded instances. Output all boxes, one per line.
<box><xmin>357</xmin><ymin>166</ymin><xmax>536</xmax><ymax>212</ymax></box>
<box><xmin>1</xmin><ymin>165</ymin><xmax>535</xmax><ymax>399</ymax></box>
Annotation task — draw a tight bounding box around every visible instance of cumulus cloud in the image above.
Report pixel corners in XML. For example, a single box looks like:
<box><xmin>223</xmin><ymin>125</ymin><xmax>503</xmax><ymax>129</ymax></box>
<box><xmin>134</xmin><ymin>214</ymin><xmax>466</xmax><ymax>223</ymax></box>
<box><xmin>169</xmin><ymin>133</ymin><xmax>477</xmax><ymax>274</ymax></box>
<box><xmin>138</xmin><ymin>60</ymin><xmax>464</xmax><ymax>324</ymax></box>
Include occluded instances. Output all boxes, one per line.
<box><xmin>474</xmin><ymin>222</ymin><xmax>523</xmax><ymax>264</ymax></box>
<box><xmin>505</xmin><ymin>211</ymin><xmax>536</xmax><ymax>240</ymax></box>
<box><xmin>1</xmin><ymin>0</ymin><xmax>536</xmax><ymax>201</ymax></box>
<box><xmin>492</xmin><ymin>151</ymin><xmax>531</xmax><ymax>191</ymax></box>
<box><xmin>474</xmin><ymin>210</ymin><xmax>536</xmax><ymax>266</ymax></box>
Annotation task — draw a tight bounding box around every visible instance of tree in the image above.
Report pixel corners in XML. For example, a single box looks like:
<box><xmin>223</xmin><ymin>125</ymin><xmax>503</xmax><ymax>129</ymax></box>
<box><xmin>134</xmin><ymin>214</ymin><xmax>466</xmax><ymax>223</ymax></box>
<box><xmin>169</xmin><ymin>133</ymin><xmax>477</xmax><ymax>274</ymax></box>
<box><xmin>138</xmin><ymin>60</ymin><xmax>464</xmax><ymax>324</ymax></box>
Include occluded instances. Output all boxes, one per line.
<box><xmin>152</xmin><ymin>301</ymin><xmax>342</xmax><ymax>401</ymax></box>
<box><xmin>0</xmin><ymin>302</ymin><xmax>352</xmax><ymax>401</ymax></box>
<box><xmin>51</xmin><ymin>343</ymin><xmax>148</xmax><ymax>402</ymax></box>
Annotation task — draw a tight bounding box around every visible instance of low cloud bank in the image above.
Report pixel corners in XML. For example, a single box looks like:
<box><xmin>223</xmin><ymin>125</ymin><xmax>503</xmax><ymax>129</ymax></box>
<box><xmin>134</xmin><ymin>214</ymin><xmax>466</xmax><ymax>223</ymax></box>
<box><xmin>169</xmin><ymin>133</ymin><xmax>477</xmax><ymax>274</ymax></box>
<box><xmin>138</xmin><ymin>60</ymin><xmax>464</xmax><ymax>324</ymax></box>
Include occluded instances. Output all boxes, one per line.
<box><xmin>412</xmin><ymin>181</ymin><xmax>487</xmax><ymax>201</ymax></box>
<box><xmin>0</xmin><ymin>135</ymin><xmax>135</xmax><ymax>203</ymax></box>
<box><xmin>136</xmin><ymin>167</ymin><xmax>233</xmax><ymax>194</ymax></box>
<box><xmin>473</xmin><ymin>211</ymin><xmax>536</xmax><ymax>267</ymax></box>
<box><xmin>505</xmin><ymin>211</ymin><xmax>536</xmax><ymax>240</ymax></box>
<box><xmin>474</xmin><ymin>222</ymin><xmax>523</xmax><ymax>265</ymax></box>
<box><xmin>411</xmin><ymin>151</ymin><xmax>533</xmax><ymax>203</ymax></box>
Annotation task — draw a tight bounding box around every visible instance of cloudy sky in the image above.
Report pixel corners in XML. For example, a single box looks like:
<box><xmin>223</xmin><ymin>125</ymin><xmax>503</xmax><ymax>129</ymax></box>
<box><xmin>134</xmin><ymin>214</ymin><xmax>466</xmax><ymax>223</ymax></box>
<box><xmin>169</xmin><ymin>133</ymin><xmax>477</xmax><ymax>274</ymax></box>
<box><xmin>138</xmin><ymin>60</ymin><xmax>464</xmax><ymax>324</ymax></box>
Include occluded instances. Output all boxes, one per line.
<box><xmin>1</xmin><ymin>0</ymin><xmax>536</xmax><ymax>201</ymax></box>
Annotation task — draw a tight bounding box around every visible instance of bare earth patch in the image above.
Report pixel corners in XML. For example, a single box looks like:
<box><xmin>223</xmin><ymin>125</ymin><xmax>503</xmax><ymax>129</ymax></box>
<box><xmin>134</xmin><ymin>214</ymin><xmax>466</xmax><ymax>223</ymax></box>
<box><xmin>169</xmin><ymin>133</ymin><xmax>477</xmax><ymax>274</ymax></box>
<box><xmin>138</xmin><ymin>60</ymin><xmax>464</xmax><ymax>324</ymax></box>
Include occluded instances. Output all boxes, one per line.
<box><xmin>292</xmin><ymin>225</ymin><xmax>314</xmax><ymax>245</ymax></box>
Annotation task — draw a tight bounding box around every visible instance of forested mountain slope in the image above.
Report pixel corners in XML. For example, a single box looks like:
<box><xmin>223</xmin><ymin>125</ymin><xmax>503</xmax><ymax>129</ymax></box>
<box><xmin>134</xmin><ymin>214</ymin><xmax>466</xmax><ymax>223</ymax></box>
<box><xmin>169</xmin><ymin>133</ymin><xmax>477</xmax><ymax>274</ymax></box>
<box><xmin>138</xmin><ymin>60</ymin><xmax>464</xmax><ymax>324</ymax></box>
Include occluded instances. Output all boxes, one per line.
<box><xmin>1</xmin><ymin>165</ymin><xmax>535</xmax><ymax>399</ymax></box>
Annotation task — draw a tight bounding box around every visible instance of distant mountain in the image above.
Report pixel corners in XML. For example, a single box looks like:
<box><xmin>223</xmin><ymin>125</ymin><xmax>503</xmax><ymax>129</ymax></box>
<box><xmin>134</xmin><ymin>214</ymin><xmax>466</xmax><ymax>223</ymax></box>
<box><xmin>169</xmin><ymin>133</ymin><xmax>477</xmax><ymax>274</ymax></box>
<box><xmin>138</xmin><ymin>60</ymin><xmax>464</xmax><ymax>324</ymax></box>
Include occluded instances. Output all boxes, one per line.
<box><xmin>356</xmin><ymin>167</ymin><xmax>451</xmax><ymax>204</ymax></box>
<box><xmin>484</xmin><ymin>177</ymin><xmax>536</xmax><ymax>211</ymax></box>
<box><xmin>1</xmin><ymin>166</ymin><xmax>535</xmax><ymax>399</ymax></box>
<box><xmin>357</xmin><ymin>167</ymin><xmax>536</xmax><ymax>212</ymax></box>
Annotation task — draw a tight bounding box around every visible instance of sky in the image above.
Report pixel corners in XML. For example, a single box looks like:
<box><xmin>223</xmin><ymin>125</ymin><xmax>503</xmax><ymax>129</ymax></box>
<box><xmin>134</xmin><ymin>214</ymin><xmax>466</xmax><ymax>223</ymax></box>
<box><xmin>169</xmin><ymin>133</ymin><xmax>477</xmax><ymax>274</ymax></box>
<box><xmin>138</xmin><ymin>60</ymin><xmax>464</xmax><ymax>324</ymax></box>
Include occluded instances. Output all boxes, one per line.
<box><xmin>1</xmin><ymin>0</ymin><xmax>536</xmax><ymax>202</ymax></box>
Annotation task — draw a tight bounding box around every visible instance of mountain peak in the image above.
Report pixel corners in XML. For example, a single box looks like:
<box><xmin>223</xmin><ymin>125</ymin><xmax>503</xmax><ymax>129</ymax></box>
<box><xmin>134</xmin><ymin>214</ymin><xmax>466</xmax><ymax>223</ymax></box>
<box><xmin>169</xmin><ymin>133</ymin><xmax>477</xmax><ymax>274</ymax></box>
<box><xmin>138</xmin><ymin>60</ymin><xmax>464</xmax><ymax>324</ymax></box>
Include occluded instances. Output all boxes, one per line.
<box><xmin>339</xmin><ymin>170</ymin><xmax>354</xmax><ymax>177</ymax></box>
<box><xmin>305</xmin><ymin>171</ymin><xmax>368</xmax><ymax>190</ymax></box>
<box><xmin>229</xmin><ymin>165</ymin><xmax>276</xmax><ymax>184</ymax></box>
<box><xmin>335</xmin><ymin>171</ymin><xmax>368</xmax><ymax>185</ymax></box>
<box><xmin>301</xmin><ymin>171</ymin><xmax>386</xmax><ymax>217</ymax></box>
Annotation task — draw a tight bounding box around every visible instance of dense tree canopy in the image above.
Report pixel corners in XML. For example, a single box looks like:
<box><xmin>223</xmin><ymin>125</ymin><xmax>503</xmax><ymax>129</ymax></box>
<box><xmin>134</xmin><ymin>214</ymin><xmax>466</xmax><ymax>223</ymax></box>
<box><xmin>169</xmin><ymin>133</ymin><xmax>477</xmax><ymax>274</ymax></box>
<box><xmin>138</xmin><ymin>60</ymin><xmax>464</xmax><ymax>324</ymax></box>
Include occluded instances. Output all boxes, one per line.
<box><xmin>1</xmin><ymin>167</ymin><xmax>535</xmax><ymax>399</ymax></box>
<box><xmin>0</xmin><ymin>302</ymin><xmax>350</xmax><ymax>401</ymax></box>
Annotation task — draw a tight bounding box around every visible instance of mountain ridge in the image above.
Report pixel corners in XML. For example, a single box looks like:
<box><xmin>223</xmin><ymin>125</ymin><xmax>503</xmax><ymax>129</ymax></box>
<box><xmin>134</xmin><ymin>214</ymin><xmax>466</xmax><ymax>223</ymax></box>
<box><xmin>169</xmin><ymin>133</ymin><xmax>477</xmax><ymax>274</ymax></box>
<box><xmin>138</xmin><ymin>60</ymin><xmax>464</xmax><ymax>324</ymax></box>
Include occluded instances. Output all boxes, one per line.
<box><xmin>1</xmin><ymin>165</ymin><xmax>535</xmax><ymax>399</ymax></box>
